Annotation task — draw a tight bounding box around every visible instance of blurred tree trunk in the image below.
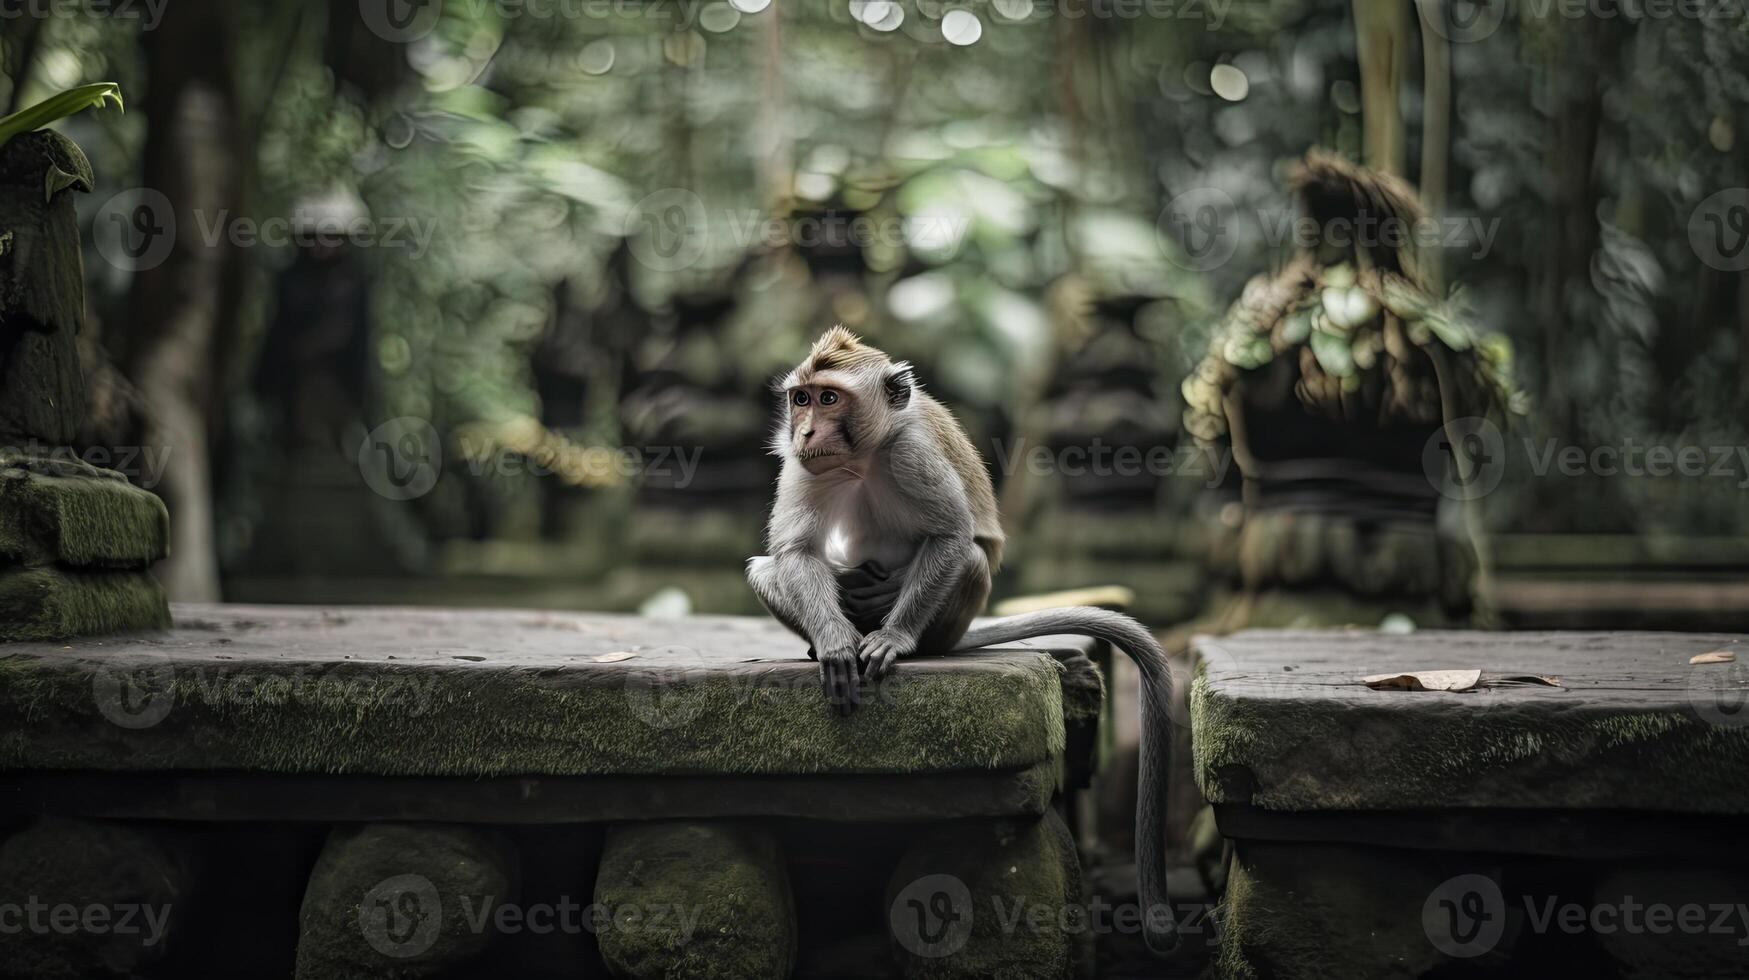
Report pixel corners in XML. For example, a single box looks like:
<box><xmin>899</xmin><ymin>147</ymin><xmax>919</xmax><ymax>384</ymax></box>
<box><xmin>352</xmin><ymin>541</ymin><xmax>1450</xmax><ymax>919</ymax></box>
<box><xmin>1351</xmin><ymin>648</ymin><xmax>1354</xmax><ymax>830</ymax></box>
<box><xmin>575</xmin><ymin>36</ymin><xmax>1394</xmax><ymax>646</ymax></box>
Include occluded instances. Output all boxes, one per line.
<box><xmin>120</xmin><ymin>0</ymin><xmax>241</xmax><ymax>601</ymax></box>
<box><xmin>1353</xmin><ymin>0</ymin><xmax>1408</xmax><ymax>177</ymax></box>
<box><xmin>1417</xmin><ymin>0</ymin><xmax>1451</xmax><ymax>289</ymax></box>
<box><xmin>2</xmin><ymin>13</ymin><xmax>45</xmax><ymax>115</ymax></box>
<box><xmin>1537</xmin><ymin>16</ymin><xmax>1622</xmax><ymax>436</ymax></box>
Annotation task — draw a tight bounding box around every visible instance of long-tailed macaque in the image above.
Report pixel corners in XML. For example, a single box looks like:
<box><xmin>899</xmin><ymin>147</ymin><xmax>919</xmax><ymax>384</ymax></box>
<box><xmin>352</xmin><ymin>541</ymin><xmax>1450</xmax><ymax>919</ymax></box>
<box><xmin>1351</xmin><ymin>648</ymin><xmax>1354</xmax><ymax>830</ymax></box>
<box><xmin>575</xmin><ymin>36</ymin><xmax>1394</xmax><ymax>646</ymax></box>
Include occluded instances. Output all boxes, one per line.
<box><xmin>746</xmin><ymin>327</ymin><xmax>1176</xmax><ymax>954</ymax></box>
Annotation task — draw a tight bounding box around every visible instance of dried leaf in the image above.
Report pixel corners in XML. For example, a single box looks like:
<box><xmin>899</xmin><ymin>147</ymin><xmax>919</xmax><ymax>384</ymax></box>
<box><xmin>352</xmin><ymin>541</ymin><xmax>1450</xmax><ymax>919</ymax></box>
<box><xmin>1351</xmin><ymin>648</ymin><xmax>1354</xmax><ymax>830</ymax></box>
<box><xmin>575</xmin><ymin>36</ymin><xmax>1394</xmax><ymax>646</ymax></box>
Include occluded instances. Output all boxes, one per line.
<box><xmin>593</xmin><ymin>651</ymin><xmax>640</xmax><ymax>663</ymax></box>
<box><xmin>1481</xmin><ymin>673</ymin><xmax>1562</xmax><ymax>688</ymax></box>
<box><xmin>1690</xmin><ymin>651</ymin><xmax>1737</xmax><ymax>665</ymax></box>
<box><xmin>1361</xmin><ymin>669</ymin><xmax>1481</xmax><ymax>692</ymax></box>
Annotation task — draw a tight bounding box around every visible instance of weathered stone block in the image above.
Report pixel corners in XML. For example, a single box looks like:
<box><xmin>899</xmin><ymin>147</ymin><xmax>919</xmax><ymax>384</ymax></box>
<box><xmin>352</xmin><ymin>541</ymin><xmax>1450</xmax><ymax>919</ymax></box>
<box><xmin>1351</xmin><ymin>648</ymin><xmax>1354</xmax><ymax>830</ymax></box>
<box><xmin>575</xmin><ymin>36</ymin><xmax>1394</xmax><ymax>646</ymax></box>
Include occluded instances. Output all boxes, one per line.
<box><xmin>593</xmin><ymin>821</ymin><xmax>795</xmax><ymax>979</ymax></box>
<box><xmin>886</xmin><ymin>809</ymin><xmax>1088</xmax><ymax>980</ymax></box>
<box><xmin>1215</xmin><ymin>842</ymin><xmax>1511</xmax><ymax>979</ymax></box>
<box><xmin>0</xmin><ymin>130</ymin><xmax>91</xmax><ymax>445</ymax></box>
<box><xmin>0</xmin><ymin>565</ymin><xmax>169</xmax><ymax>641</ymax></box>
<box><xmin>0</xmin><ymin>816</ymin><xmax>189</xmax><ymax>979</ymax></box>
<box><xmin>294</xmin><ymin>823</ymin><xmax>519</xmax><ymax>980</ymax></box>
<box><xmin>0</xmin><ymin>463</ymin><xmax>169</xmax><ymax>567</ymax></box>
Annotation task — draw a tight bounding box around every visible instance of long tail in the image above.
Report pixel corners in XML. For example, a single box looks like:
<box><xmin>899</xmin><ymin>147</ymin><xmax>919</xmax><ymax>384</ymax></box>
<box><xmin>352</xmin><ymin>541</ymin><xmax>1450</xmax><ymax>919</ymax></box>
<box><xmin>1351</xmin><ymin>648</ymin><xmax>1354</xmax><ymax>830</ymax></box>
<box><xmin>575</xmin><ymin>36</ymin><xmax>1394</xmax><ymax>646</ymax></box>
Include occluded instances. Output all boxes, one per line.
<box><xmin>955</xmin><ymin>607</ymin><xmax>1178</xmax><ymax>955</ymax></box>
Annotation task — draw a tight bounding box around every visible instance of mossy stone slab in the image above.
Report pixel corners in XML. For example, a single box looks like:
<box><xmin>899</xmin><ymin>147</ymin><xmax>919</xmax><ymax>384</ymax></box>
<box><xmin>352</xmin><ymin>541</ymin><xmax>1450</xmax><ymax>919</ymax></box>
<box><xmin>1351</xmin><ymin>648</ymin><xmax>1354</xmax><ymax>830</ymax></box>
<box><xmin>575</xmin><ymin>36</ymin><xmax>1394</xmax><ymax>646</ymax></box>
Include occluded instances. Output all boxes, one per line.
<box><xmin>594</xmin><ymin>821</ymin><xmax>794</xmax><ymax>979</ymax></box>
<box><xmin>0</xmin><ymin>604</ymin><xmax>1067</xmax><ymax>778</ymax></box>
<box><xmin>1191</xmin><ymin>629</ymin><xmax>1749</xmax><ymax>813</ymax></box>
<box><xmin>0</xmin><ymin>464</ymin><xmax>169</xmax><ymax>567</ymax></box>
<box><xmin>0</xmin><ymin>565</ymin><xmax>170</xmax><ymax>641</ymax></box>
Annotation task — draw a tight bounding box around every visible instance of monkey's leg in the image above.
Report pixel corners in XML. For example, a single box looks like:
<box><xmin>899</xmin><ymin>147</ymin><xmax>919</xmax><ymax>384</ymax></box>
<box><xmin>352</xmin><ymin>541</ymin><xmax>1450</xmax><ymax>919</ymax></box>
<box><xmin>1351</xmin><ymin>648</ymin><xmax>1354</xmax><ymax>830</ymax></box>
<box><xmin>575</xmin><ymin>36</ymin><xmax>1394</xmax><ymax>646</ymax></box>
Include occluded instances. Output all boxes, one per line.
<box><xmin>746</xmin><ymin>553</ymin><xmax>866</xmax><ymax>714</ymax></box>
<box><xmin>860</xmin><ymin>538</ymin><xmax>988</xmax><ymax>680</ymax></box>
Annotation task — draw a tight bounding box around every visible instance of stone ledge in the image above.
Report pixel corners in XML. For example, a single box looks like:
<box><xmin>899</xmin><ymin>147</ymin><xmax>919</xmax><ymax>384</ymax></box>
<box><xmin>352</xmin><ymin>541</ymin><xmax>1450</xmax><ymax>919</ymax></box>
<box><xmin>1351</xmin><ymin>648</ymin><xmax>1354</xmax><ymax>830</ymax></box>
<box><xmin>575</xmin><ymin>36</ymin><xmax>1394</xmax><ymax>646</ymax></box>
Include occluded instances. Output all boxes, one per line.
<box><xmin>0</xmin><ymin>565</ymin><xmax>170</xmax><ymax>641</ymax></box>
<box><xmin>1191</xmin><ymin>629</ymin><xmax>1749</xmax><ymax>814</ymax></box>
<box><xmin>0</xmin><ymin>604</ymin><xmax>1071</xmax><ymax>778</ymax></box>
<box><xmin>0</xmin><ymin>465</ymin><xmax>169</xmax><ymax>567</ymax></box>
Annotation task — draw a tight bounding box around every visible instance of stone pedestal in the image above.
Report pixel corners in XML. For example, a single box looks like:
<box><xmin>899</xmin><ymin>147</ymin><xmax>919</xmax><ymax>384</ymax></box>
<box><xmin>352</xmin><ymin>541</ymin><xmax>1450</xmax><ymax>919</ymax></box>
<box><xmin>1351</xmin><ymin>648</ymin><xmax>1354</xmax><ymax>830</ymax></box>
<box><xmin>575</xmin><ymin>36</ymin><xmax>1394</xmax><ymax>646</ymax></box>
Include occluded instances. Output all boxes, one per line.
<box><xmin>594</xmin><ymin>821</ymin><xmax>795</xmax><ymax>979</ymax></box>
<box><xmin>0</xmin><ymin>130</ymin><xmax>169</xmax><ymax>639</ymax></box>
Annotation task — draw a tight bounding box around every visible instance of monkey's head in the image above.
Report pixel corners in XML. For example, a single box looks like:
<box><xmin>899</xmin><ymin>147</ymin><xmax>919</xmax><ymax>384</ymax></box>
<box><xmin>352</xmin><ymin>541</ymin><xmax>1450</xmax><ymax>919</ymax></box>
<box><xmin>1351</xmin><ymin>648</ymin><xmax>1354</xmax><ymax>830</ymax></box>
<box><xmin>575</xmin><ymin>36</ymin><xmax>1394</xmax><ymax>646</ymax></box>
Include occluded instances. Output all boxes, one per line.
<box><xmin>775</xmin><ymin>326</ymin><xmax>914</xmax><ymax>474</ymax></box>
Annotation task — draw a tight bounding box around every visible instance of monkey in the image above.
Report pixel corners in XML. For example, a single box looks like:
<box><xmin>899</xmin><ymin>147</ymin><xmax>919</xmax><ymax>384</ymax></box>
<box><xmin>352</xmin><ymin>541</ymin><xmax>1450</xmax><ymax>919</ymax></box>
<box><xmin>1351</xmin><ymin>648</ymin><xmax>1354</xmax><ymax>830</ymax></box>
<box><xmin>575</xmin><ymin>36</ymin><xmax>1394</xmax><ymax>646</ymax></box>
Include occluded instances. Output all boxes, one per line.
<box><xmin>745</xmin><ymin>326</ymin><xmax>1178</xmax><ymax>955</ymax></box>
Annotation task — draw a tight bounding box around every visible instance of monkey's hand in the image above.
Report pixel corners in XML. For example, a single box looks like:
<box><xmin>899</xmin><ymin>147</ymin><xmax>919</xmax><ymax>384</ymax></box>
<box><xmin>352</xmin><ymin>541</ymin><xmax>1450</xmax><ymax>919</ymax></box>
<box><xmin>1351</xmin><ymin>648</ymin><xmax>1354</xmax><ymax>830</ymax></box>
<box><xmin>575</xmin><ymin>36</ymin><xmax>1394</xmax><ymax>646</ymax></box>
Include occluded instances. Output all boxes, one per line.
<box><xmin>858</xmin><ymin>628</ymin><xmax>916</xmax><ymax>681</ymax></box>
<box><xmin>816</xmin><ymin>635</ymin><xmax>864</xmax><ymax>716</ymax></box>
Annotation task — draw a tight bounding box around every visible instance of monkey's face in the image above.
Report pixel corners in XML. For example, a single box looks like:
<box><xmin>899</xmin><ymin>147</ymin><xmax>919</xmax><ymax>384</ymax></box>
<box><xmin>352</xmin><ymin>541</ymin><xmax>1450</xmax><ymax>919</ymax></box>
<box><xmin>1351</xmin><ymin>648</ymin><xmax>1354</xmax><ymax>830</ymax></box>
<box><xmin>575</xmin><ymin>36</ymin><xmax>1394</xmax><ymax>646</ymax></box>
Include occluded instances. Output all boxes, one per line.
<box><xmin>787</xmin><ymin>384</ymin><xmax>856</xmax><ymax>472</ymax></box>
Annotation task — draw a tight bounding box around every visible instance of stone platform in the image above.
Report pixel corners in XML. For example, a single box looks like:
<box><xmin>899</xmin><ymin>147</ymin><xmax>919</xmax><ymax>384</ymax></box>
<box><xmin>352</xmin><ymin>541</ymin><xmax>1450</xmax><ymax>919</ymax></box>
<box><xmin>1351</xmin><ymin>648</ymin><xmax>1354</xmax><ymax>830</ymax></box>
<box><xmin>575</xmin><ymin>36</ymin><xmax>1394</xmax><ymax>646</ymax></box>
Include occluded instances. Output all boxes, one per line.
<box><xmin>1191</xmin><ymin>630</ymin><xmax>1749</xmax><ymax>979</ymax></box>
<box><xmin>0</xmin><ymin>604</ymin><xmax>1104</xmax><ymax>979</ymax></box>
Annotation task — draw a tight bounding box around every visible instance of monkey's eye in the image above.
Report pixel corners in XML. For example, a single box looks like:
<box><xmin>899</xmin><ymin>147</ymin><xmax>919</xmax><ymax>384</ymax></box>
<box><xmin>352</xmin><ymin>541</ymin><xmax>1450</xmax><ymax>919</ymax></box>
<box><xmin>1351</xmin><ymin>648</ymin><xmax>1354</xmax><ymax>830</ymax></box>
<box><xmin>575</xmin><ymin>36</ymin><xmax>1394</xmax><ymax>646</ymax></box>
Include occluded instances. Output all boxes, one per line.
<box><xmin>819</xmin><ymin>389</ymin><xmax>839</xmax><ymax>406</ymax></box>
<box><xmin>792</xmin><ymin>390</ymin><xmax>810</xmax><ymax>407</ymax></box>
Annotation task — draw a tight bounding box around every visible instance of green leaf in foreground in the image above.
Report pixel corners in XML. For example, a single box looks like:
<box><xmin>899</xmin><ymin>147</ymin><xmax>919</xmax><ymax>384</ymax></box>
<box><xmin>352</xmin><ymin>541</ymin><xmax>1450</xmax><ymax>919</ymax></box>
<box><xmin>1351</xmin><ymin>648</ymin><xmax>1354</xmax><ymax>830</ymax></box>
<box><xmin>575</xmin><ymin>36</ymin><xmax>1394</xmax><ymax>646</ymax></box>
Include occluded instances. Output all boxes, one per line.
<box><xmin>0</xmin><ymin>83</ymin><xmax>125</xmax><ymax>150</ymax></box>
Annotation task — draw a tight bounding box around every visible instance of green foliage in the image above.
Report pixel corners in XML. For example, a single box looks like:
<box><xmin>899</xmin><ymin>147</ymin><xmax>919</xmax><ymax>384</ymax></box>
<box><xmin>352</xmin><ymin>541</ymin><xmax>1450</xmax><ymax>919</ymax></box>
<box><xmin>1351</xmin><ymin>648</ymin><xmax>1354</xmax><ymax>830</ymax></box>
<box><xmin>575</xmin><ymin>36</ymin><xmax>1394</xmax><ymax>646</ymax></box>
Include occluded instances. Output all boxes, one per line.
<box><xmin>0</xmin><ymin>83</ymin><xmax>122</xmax><ymax>149</ymax></box>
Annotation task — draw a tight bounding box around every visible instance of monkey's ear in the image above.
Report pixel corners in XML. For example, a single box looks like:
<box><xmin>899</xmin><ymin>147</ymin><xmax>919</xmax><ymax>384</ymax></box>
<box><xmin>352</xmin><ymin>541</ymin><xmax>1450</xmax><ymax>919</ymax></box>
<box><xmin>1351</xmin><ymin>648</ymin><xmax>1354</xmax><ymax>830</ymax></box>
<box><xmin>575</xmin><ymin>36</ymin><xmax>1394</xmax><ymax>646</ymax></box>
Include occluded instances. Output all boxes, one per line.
<box><xmin>884</xmin><ymin>361</ymin><xmax>914</xmax><ymax>409</ymax></box>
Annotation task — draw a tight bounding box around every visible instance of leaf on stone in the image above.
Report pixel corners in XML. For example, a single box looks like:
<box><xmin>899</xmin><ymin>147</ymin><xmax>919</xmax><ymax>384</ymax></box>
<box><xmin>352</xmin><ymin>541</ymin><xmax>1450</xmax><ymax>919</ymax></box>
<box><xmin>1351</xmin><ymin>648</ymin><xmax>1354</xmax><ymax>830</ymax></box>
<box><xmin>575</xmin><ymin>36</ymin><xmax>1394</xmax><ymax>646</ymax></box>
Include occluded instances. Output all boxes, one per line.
<box><xmin>1361</xmin><ymin>669</ymin><xmax>1482</xmax><ymax>692</ymax></box>
<box><xmin>593</xmin><ymin>651</ymin><xmax>640</xmax><ymax>663</ymax></box>
<box><xmin>1690</xmin><ymin>650</ymin><xmax>1737</xmax><ymax>665</ymax></box>
<box><xmin>1310</xmin><ymin>329</ymin><xmax>1356</xmax><ymax>377</ymax></box>
<box><xmin>1480</xmin><ymin>673</ymin><xmax>1562</xmax><ymax>688</ymax></box>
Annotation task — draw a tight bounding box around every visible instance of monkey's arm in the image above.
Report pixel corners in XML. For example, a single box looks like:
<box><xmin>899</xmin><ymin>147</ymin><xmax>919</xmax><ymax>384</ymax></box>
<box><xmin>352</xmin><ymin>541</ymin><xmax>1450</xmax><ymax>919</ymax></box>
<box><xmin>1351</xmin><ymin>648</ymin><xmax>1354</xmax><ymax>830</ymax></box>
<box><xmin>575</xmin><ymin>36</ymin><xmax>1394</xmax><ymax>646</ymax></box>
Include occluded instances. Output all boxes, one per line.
<box><xmin>746</xmin><ymin>550</ymin><xmax>865</xmax><ymax>714</ymax></box>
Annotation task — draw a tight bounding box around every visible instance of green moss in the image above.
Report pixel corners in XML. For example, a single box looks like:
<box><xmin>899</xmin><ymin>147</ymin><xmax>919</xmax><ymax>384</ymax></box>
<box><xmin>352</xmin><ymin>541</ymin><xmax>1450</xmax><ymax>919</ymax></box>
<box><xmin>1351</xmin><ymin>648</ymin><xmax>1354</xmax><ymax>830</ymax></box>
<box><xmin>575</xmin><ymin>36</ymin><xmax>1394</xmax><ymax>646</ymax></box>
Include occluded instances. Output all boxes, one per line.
<box><xmin>0</xmin><ymin>565</ymin><xmax>169</xmax><ymax>641</ymax></box>
<box><xmin>594</xmin><ymin>821</ymin><xmax>794</xmax><ymax>979</ymax></box>
<box><xmin>294</xmin><ymin>824</ymin><xmax>518</xmax><ymax>980</ymax></box>
<box><xmin>0</xmin><ymin>466</ymin><xmax>168</xmax><ymax>567</ymax></box>
<box><xmin>887</xmin><ymin>810</ymin><xmax>1087</xmax><ymax>980</ymax></box>
<box><xmin>1215</xmin><ymin>843</ymin><xmax>1456</xmax><ymax>979</ymax></box>
<box><xmin>0</xmin><ymin>644</ymin><xmax>1062</xmax><ymax>778</ymax></box>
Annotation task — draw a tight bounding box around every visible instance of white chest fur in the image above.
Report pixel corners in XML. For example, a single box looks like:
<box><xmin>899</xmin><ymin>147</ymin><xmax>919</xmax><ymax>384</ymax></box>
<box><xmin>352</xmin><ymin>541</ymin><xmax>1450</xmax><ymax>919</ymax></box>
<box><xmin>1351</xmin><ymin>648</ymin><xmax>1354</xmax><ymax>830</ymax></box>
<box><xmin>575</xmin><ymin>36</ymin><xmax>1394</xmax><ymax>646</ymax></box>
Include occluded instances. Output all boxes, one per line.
<box><xmin>805</xmin><ymin>464</ymin><xmax>918</xmax><ymax>572</ymax></box>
